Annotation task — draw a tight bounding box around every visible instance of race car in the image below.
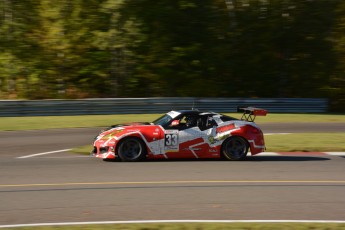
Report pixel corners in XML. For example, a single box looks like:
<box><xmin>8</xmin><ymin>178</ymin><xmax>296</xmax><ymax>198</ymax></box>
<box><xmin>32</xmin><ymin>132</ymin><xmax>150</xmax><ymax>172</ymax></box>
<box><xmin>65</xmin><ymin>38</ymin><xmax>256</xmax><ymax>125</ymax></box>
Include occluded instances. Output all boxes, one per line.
<box><xmin>91</xmin><ymin>107</ymin><xmax>267</xmax><ymax>161</ymax></box>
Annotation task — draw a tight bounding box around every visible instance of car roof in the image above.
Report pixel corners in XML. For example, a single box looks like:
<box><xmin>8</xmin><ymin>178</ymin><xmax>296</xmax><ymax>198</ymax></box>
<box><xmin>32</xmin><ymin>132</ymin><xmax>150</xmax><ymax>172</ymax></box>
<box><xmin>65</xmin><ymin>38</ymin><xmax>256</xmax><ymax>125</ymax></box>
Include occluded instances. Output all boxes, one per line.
<box><xmin>175</xmin><ymin>110</ymin><xmax>218</xmax><ymax>116</ymax></box>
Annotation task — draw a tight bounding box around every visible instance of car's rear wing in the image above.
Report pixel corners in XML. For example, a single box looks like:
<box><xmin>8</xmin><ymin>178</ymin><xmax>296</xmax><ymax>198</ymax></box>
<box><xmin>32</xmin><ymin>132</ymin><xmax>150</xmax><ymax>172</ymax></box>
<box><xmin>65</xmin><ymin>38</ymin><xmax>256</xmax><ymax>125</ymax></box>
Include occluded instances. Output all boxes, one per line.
<box><xmin>237</xmin><ymin>106</ymin><xmax>268</xmax><ymax>122</ymax></box>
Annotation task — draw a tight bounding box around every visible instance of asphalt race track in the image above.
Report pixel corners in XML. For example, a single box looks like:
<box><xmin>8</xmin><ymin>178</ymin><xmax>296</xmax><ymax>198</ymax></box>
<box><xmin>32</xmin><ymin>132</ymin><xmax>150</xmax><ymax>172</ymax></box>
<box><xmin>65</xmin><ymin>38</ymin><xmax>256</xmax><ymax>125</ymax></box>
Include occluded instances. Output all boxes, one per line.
<box><xmin>0</xmin><ymin>123</ymin><xmax>344</xmax><ymax>225</ymax></box>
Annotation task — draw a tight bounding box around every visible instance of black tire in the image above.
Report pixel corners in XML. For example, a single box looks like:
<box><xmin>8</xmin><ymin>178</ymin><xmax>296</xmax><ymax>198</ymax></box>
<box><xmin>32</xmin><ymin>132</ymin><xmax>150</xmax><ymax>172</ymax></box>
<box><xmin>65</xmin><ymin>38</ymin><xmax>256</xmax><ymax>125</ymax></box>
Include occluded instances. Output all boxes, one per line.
<box><xmin>117</xmin><ymin>137</ymin><xmax>147</xmax><ymax>162</ymax></box>
<box><xmin>222</xmin><ymin>136</ymin><xmax>248</xmax><ymax>161</ymax></box>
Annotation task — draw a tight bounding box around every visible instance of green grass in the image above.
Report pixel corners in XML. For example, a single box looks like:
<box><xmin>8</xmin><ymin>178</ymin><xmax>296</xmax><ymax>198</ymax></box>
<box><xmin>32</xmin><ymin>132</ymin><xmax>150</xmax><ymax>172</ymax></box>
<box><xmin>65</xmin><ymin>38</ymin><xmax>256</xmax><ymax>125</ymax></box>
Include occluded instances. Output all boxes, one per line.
<box><xmin>250</xmin><ymin>113</ymin><xmax>345</xmax><ymax>123</ymax></box>
<box><xmin>3</xmin><ymin>223</ymin><xmax>345</xmax><ymax>230</ymax></box>
<box><xmin>265</xmin><ymin>133</ymin><xmax>345</xmax><ymax>152</ymax></box>
<box><xmin>73</xmin><ymin>133</ymin><xmax>345</xmax><ymax>155</ymax></box>
<box><xmin>0</xmin><ymin>113</ymin><xmax>344</xmax><ymax>131</ymax></box>
<box><xmin>0</xmin><ymin>114</ymin><xmax>159</xmax><ymax>131</ymax></box>
<box><xmin>1</xmin><ymin>113</ymin><xmax>341</xmax><ymax>152</ymax></box>
<box><xmin>1</xmin><ymin>113</ymin><xmax>345</xmax><ymax>152</ymax></box>
<box><xmin>73</xmin><ymin>144</ymin><xmax>93</xmax><ymax>155</ymax></box>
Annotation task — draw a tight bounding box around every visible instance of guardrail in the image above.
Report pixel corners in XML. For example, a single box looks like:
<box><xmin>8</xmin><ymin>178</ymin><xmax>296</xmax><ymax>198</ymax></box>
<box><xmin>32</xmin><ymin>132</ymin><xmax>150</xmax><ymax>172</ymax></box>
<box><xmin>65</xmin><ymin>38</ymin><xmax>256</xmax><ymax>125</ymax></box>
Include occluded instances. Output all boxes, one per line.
<box><xmin>0</xmin><ymin>98</ymin><xmax>328</xmax><ymax>116</ymax></box>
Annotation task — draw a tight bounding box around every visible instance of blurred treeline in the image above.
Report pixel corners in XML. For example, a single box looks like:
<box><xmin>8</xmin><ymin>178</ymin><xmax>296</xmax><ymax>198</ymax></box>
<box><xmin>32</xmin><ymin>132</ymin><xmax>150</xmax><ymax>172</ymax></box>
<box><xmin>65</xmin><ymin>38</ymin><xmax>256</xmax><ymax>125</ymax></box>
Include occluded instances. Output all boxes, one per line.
<box><xmin>0</xmin><ymin>0</ymin><xmax>344</xmax><ymax>111</ymax></box>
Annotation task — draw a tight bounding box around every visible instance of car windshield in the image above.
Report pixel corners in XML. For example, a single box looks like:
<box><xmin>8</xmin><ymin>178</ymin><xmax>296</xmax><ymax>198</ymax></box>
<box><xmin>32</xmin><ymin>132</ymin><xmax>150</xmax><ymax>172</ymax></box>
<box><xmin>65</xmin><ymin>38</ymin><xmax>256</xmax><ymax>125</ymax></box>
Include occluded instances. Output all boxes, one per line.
<box><xmin>152</xmin><ymin>114</ymin><xmax>173</xmax><ymax>126</ymax></box>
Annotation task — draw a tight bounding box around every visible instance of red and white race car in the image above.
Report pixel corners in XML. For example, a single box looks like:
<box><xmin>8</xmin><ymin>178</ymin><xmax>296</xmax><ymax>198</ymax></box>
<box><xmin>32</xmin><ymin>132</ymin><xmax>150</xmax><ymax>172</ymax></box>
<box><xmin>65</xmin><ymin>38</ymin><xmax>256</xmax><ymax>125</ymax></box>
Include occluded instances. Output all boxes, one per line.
<box><xmin>91</xmin><ymin>107</ymin><xmax>267</xmax><ymax>161</ymax></box>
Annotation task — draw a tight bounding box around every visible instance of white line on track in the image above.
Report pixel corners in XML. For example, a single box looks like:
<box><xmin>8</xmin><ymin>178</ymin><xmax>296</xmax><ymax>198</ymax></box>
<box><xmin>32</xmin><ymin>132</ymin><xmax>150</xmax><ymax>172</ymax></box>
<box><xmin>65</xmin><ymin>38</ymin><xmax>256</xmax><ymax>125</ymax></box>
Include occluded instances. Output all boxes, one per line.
<box><xmin>255</xmin><ymin>152</ymin><xmax>281</xmax><ymax>156</ymax></box>
<box><xmin>265</xmin><ymin>133</ymin><xmax>291</xmax><ymax>135</ymax></box>
<box><xmin>15</xmin><ymin>133</ymin><xmax>285</xmax><ymax>159</ymax></box>
<box><xmin>1</xmin><ymin>220</ymin><xmax>345</xmax><ymax>228</ymax></box>
<box><xmin>325</xmin><ymin>152</ymin><xmax>345</xmax><ymax>156</ymax></box>
<box><xmin>16</xmin><ymin>149</ymin><xmax>345</xmax><ymax>159</ymax></box>
<box><xmin>17</xmin><ymin>149</ymin><xmax>72</xmax><ymax>159</ymax></box>
<box><xmin>39</xmin><ymin>156</ymin><xmax>90</xmax><ymax>159</ymax></box>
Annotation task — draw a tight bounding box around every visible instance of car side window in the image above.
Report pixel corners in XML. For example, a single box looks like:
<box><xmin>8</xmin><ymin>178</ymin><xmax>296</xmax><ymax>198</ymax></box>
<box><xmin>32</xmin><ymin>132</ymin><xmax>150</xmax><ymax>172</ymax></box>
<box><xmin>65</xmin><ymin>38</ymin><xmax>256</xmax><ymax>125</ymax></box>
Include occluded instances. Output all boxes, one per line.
<box><xmin>198</xmin><ymin>116</ymin><xmax>217</xmax><ymax>131</ymax></box>
<box><xmin>185</xmin><ymin>115</ymin><xmax>198</xmax><ymax>128</ymax></box>
<box><xmin>206</xmin><ymin>116</ymin><xmax>217</xmax><ymax>128</ymax></box>
<box><xmin>169</xmin><ymin>115</ymin><xmax>200</xmax><ymax>130</ymax></box>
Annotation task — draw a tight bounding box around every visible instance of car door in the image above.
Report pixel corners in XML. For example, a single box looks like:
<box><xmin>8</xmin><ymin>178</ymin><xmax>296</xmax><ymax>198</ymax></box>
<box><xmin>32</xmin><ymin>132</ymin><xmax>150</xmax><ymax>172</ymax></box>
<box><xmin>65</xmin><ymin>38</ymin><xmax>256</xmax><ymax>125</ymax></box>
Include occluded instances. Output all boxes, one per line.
<box><xmin>164</xmin><ymin>114</ymin><xmax>206</xmax><ymax>158</ymax></box>
<box><xmin>195</xmin><ymin>115</ymin><xmax>220</xmax><ymax>158</ymax></box>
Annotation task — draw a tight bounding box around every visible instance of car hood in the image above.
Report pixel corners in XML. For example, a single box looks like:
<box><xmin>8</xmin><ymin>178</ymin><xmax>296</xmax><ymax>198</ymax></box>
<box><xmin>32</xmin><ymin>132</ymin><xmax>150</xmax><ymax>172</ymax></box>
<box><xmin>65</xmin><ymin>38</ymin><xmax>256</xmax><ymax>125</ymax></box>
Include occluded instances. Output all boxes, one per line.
<box><xmin>107</xmin><ymin>122</ymin><xmax>151</xmax><ymax>129</ymax></box>
<box><xmin>96</xmin><ymin>122</ymin><xmax>152</xmax><ymax>138</ymax></box>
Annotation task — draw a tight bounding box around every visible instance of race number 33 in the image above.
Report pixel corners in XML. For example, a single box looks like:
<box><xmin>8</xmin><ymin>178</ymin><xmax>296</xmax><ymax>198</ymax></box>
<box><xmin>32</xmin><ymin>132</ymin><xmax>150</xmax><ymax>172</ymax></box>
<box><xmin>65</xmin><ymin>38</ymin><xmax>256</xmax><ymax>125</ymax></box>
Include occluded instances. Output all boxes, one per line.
<box><xmin>164</xmin><ymin>130</ymin><xmax>179</xmax><ymax>151</ymax></box>
<box><xmin>165</xmin><ymin>133</ymin><xmax>178</xmax><ymax>146</ymax></box>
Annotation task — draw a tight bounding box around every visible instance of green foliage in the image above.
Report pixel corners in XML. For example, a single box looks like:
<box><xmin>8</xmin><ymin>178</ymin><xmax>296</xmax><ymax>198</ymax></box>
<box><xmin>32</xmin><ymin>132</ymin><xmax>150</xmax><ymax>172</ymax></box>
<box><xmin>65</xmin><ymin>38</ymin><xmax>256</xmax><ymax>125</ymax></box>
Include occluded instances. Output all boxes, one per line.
<box><xmin>0</xmin><ymin>0</ymin><xmax>344</xmax><ymax>111</ymax></box>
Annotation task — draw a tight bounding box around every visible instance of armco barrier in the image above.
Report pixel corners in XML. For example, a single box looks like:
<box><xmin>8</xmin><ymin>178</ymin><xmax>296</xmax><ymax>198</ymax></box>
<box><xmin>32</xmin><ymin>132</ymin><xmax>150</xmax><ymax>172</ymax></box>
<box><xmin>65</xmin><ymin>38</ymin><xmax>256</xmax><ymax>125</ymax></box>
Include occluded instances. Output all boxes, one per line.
<box><xmin>0</xmin><ymin>98</ymin><xmax>328</xmax><ymax>116</ymax></box>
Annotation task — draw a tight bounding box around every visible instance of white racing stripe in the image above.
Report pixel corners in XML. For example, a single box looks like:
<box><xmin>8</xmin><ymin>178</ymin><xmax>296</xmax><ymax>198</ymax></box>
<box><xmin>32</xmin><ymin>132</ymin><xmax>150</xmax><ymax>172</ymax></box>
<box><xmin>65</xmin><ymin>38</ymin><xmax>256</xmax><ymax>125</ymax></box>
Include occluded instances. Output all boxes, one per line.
<box><xmin>17</xmin><ymin>149</ymin><xmax>72</xmax><ymax>159</ymax></box>
<box><xmin>1</xmin><ymin>220</ymin><xmax>345</xmax><ymax>228</ymax></box>
<box><xmin>324</xmin><ymin>152</ymin><xmax>345</xmax><ymax>156</ymax></box>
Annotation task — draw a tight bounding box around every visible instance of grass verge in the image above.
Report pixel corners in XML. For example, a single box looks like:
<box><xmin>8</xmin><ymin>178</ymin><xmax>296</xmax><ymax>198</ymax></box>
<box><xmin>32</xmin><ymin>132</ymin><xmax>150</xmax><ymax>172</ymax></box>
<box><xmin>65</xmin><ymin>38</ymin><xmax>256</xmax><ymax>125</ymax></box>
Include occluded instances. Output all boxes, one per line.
<box><xmin>0</xmin><ymin>114</ymin><xmax>159</xmax><ymax>131</ymax></box>
<box><xmin>0</xmin><ymin>113</ymin><xmax>344</xmax><ymax>131</ymax></box>
<box><xmin>72</xmin><ymin>133</ymin><xmax>345</xmax><ymax>155</ymax></box>
<box><xmin>3</xmin><ymin>223</ymin><xmax>345</xmax><ymax>230</ymax></box>
<box><xmin>265</xmin><ymin>133</ymin><xmax>345</xmax><ymax>152</ymax></box>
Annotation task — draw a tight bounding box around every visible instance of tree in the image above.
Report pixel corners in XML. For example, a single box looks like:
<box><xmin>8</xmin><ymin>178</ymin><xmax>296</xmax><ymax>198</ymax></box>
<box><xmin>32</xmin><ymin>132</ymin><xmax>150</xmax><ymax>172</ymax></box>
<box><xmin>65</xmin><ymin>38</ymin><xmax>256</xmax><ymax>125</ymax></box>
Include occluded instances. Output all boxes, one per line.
<box><xmin>331</xmin><ymin>0</ymin><xmax>345</xmax><ymax>111</ymax></box>
<box><xmin>0</xmin><ymin>0</ymin><xmax>343</xmax><ymax>112</ymax></box>
<box><xmin>0</xmin><ymin>0</ymin><xmax>40</xmax><ymax>98</ymax></box>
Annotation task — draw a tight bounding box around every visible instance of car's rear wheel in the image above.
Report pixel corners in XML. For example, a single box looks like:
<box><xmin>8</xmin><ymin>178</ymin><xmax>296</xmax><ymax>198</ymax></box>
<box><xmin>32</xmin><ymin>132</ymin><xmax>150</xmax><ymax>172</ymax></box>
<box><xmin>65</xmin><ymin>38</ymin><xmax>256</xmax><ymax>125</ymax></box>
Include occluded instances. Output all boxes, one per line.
<box><xmin>117</xmin><ymin>137</ymin><xmax>146</xmax><ymax>162</ymax></box>
<box><xmin>222</xmin><ymin>136</ymin><xmax>248</xmax><ymax>161</ymax></box>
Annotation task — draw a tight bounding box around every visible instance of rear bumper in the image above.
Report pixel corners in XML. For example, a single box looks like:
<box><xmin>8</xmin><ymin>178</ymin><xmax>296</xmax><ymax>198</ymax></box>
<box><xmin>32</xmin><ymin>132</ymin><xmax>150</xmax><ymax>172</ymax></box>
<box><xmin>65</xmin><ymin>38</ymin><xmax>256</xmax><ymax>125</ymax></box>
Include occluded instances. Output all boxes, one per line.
<box><xmin>248</xmin><ymin>138</ymin><xmax>265</xmax><ymax>155</ymax></box>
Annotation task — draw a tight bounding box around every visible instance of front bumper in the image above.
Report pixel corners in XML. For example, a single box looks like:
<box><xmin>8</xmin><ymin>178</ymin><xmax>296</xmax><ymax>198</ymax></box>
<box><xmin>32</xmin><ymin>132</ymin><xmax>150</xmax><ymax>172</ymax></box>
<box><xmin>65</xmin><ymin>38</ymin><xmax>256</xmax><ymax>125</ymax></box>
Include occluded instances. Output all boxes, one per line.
<box><xmin>91</xmin><ymin>145</ymin><xmax>116</xmax><ymax>159</ymax></box>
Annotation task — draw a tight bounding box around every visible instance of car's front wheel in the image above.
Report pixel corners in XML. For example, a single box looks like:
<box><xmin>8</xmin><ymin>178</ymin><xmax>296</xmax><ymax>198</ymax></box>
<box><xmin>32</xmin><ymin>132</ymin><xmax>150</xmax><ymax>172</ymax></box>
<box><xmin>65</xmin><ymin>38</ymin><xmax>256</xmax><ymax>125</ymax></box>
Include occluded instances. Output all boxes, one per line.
<box><xmin>117</xmin><ymin>137</ymin><xmax>146</xmax><ymax>162</ymax></box>
<box><xmin>222</xmin><ymin>136</ymin><xmax>248</xmax><ymax>161</ymax></box>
